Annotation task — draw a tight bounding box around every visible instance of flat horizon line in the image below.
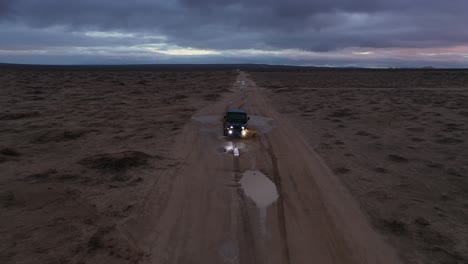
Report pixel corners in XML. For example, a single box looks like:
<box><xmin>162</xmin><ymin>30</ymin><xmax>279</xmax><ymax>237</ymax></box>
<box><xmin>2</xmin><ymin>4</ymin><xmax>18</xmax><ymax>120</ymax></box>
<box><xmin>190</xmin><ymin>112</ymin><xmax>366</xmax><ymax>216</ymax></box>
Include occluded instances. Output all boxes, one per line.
<box><xmin>1</xmin><ymin>62</ymin><xmax>467</xmax><ymax>70</ymax></box>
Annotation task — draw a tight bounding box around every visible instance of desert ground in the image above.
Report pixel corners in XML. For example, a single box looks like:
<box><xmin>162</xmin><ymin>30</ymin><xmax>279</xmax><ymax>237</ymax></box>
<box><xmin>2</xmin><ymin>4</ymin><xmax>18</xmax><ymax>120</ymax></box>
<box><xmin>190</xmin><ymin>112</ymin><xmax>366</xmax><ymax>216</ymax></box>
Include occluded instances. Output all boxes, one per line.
<box><xmin>249</xmin><ymin>69</ymin><xmax>468</xmax><ymax>264</ymax></box>
<box><xmin>0</xmin><ymin>66</ymin><xmax>467</xmax><ymax>264</ymax></box>
<box><xmin>0</xmin><ymin>67</ymin><xmax>235</xmax><ymax>263</ymax></box>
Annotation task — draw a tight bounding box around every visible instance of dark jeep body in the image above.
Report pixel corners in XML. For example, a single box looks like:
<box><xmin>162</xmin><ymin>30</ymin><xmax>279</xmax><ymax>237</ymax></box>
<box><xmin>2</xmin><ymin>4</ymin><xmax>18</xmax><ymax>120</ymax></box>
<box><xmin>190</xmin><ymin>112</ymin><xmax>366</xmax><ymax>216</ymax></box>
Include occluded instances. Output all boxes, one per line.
<box><xmin>223</xmin><ymin>109</ymin><xmax>249</xmax><ymax>137</ymax></box>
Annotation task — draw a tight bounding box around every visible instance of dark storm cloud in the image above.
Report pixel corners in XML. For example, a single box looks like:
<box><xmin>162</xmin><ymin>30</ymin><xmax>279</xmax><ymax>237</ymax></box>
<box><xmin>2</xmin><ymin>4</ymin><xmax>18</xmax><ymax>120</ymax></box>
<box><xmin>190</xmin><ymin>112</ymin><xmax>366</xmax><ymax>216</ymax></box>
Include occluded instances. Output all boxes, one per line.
<box><xmin>1</xmin><ymin>0</ymin><xmax>468</xmax><ymax>66</ymax></box>
<box><xmin>1</xmin><ymin>0</ymin><xmax>468</xmax><ymax>51</ymax></box>
<box><xmin>0</xmin><ymin>0</ymin><xmax>14</xmax><ymax>17</ymax></box>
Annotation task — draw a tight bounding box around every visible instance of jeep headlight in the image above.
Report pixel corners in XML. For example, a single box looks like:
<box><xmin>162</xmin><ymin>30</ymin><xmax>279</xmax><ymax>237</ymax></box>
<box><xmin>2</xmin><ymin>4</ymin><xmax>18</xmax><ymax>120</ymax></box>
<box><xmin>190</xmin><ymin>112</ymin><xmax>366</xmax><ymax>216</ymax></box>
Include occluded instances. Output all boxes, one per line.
<box><xmin>241</xmin><ymin>130</ymin><xmax>247</xmax><ymax>137</ymax></box>
<box><xmin>241</xmin><ymin>126</ymin><xmax>245</xmax><ymax>130</ymax></box>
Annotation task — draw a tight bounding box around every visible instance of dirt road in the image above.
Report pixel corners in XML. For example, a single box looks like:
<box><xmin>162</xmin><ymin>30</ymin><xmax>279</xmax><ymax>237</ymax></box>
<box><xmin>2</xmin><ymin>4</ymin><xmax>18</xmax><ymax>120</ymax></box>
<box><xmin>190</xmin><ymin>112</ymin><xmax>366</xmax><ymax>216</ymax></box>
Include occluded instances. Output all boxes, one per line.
<box><xmin>125</xmin><ymin>72</ymin><xmax>402</xmax><ymax>264</ymax></box>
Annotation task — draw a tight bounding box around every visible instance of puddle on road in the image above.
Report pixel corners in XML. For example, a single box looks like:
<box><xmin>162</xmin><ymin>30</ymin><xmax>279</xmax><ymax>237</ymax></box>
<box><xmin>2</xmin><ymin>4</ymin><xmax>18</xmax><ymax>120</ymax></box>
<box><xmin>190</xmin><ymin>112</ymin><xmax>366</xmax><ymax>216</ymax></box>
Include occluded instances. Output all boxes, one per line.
<box><xmin>248</xmin><ymin>115</ymin><xmax>274</xmax><ymax>134</ymax></box>
<box><xmin>192</xmin><ymin>115</ymin><xmax>220</xmax><ymax>125</ymax></box>
<box><xmin>223</xmin><ymin>141</ymin><xmax>247</xmax><ymax>155</ymax></box>
<box><xmin>240</xmin><ymin>170</ymin><xmax>278</xmax><ymax>234</ymax></box>
<box><xmin>240</xmin><ymin>170</ymin><xmax>278</xmax><ymax>208</ymax></box>
<box><xmin>219</xmin><ymin>241</ymin><xmax>239</xmax><ymax>264</ymax></box>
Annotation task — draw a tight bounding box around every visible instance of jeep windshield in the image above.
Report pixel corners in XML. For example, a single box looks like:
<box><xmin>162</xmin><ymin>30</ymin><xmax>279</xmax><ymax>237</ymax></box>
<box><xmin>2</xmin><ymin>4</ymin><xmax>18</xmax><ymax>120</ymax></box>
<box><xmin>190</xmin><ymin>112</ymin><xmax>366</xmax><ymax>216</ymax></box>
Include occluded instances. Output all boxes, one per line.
<box><xmin>226</xmin><ymin>112</ymin><xmax>247</xmax><ymax>123</ymax></box>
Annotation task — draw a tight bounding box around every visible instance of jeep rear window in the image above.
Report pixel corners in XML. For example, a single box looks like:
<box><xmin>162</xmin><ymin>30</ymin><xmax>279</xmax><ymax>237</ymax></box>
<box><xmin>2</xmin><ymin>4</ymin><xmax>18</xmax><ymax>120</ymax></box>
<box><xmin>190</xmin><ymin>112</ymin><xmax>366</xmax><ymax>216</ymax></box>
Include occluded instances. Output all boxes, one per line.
<box><xmin>226</xmin><ymin>112</ymin><xmax>247</xmax><ymax>122</ymax></box>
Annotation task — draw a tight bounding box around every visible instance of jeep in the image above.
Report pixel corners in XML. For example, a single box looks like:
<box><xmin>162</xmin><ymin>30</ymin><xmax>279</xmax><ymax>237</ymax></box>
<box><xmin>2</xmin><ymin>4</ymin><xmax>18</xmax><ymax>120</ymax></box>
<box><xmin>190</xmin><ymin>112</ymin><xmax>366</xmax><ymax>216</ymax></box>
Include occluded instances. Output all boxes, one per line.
<box><xmin>223</xmin><ymin>109</ymin><xmax>249</xmax><ymax>137</ymax></box>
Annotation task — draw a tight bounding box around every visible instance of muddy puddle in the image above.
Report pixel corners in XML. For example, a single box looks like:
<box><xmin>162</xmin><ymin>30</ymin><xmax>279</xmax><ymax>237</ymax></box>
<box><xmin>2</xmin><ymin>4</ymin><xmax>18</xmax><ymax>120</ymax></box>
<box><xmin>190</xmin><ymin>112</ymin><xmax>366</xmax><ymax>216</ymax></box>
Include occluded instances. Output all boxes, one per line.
<box><xmin>192</xmin><ymin>115</ymin><xmax>221</xmax><ymax>125</ymax></box>
<box><xmin>219</xmin><ymin>241</ymin><xmax>239</xmax><ymax>264</ymax></box>
<box><xmin>223</xmin><ymin>141</ymin><xmax>247</xmax><ymax>156</ymax></box>
<box><xmin>248</xmin><ymin>115</ymin><xmax>274</xmax><ymax>134</ymax></box>
<box><xmin>240</xmin><ymin>170</ymin><xmax>278</xmax><ymax>234</ymax></box>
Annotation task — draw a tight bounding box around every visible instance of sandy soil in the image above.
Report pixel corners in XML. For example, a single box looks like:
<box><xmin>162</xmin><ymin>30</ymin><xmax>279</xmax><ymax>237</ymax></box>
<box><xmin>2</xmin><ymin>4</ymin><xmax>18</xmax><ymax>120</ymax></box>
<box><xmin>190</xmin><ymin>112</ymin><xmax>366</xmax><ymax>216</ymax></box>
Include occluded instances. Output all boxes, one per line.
<box><xmin>249</xmin><ymin>69</ymin><xmax>468</xmax><ymax>264</ymax></box>
<box><xmin>0</xmin><ymin>67</ymin><xmax>235</xmax><ymax>264</ymax></box>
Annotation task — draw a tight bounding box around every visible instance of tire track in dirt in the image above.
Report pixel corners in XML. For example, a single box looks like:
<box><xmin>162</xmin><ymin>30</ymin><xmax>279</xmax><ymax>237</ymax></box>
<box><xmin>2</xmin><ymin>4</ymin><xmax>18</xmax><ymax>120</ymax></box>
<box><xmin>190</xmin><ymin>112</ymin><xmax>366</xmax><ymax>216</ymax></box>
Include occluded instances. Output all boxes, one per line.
<box><xmin>254</xmin><ymin>133</ymin><xmax>291</xmax><ymax>264</ymax></box>
<box><xmin>233</xmin><ymin>156</ymin><xmax>258</xmax><ymax>264</ymax></box>
<box><xmin>240</xmin><ymin>71</ymin><xmax>402</xmax><ymax>264</ymax></box>
<box><xmin>265</xmin><ymin>137</ymin><xmax>292</xmax><ymax>264</ymax></box>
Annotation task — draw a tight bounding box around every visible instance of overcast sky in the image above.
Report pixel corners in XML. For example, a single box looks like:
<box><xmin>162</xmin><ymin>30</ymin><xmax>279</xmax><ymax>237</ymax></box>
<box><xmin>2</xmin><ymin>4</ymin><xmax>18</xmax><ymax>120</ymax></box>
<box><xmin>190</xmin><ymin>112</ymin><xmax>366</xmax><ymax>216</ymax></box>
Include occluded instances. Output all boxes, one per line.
<box><xmin>1</xmin><ymin>0</ymin><xmax>468</xmax><ymax>67</ymax></box>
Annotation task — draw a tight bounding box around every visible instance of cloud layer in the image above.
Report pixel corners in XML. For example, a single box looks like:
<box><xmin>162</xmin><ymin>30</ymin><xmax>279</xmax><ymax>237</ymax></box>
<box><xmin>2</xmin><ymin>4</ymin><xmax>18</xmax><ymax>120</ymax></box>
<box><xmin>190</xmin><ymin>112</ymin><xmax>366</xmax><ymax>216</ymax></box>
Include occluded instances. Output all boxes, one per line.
<box><xmin>1</xmin><ymin>0</ymin><xmax>468</xmax><ymax>66</ymax></box>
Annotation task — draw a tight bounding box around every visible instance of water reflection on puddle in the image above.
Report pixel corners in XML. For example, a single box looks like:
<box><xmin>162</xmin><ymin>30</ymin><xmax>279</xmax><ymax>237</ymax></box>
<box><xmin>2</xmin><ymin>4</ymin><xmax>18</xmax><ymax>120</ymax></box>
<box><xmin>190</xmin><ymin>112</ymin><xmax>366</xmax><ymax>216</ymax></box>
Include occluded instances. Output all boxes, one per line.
<box><xmin>191</xmin><ymin>115</ymin><xmax>220</xmax><ymax>125</ymax></box>
<box><xmin>219</xmin><ymin>241</ymin><xmax>239</xmax><ymax>264</ymax></box>
<box><xmin>224</xmin><ymin>141</ymin><xmax>247</xmax><ymax>154</ymax></box>
<box><xmin>248</xmin><ymin>115</ymin><xmax>274</xmax><ymax>134</ymax></box>
<box><xmin>240</xmin><ymin>170</ymin><xmax>278</xmax><ymax>234</ymax></box>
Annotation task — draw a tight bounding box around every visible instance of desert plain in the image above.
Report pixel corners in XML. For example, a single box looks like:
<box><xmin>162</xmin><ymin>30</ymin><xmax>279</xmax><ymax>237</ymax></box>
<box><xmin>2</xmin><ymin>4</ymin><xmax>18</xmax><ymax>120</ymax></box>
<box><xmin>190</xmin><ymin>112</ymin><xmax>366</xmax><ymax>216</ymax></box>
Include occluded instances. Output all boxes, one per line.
<box><xmin>1</xmin><ymin>65</ymin><xmax>467</xmax><ymax>264</ymax></box>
